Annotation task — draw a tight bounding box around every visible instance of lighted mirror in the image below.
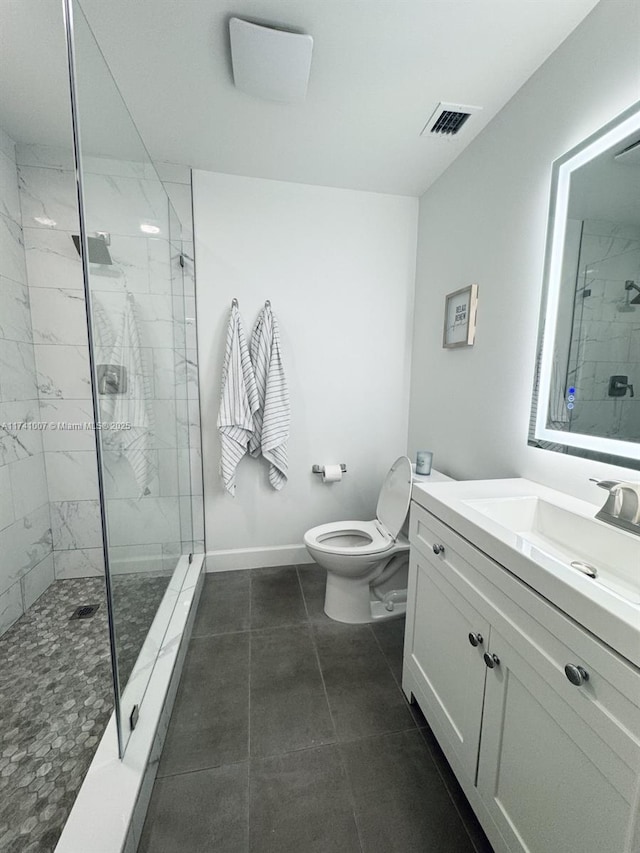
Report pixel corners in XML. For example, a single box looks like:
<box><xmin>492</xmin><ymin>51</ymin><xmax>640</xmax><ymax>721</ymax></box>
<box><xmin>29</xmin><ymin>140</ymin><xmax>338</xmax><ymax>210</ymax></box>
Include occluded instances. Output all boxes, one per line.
<box><xmin>530</xmin><ymin>101</ymin><xmax>640</xmax><ymax>470</ymax></box>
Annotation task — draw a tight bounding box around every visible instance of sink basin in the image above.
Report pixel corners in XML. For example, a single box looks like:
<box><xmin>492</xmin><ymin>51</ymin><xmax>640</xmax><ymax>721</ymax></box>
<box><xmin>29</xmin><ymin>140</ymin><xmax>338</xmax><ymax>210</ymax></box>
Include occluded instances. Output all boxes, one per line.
<box><xmin>463</xmin><ymin>496</ymin><xmax>640</xmax><ymax>604</ymax></box>
<box><xmin>411</xmin><ymin>477</ymin><xmax>640</xmax><ymax>667</ymax></box>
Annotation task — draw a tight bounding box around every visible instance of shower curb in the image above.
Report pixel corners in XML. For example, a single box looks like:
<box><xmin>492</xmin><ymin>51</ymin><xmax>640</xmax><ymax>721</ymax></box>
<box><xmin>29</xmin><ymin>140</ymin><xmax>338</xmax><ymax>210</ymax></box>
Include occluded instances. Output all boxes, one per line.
<box><xmin>54</xmin><ymin>553</ymin><xmax>205</xmax><ymax>853</ymax></box>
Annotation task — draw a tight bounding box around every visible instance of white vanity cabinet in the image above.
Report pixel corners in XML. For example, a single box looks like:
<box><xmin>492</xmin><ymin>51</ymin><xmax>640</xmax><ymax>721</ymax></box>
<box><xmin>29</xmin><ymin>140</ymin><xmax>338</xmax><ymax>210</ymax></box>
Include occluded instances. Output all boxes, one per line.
<box><xmin>403</xmin><ymin>501</ymin><xmax>640</xmax><ymax>853</ymax></box>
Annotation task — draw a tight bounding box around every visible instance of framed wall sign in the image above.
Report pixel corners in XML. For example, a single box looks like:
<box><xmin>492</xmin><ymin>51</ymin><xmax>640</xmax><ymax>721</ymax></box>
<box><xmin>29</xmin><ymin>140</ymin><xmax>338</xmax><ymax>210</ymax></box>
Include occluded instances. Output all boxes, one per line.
<box><xmin>443</xmin><ymin>284</ymin><xmax>478</xmax><ymax>348</ymax></box>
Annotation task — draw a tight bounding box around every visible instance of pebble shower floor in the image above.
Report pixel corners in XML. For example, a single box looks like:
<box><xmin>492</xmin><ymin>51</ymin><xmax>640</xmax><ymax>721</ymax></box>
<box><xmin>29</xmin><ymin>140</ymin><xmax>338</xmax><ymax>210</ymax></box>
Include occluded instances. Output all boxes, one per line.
<box><xmin>0</xmin><ymin>574</ymin><xmax>168</xmax><ymax>853</ymax></box>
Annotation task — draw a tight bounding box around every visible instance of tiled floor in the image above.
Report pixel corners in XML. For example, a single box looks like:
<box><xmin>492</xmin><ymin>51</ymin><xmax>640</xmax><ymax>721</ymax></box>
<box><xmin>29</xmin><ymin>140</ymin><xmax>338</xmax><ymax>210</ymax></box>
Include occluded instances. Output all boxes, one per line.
<box><xmin>0</xmin><ymin>578</ymin><xmax>112</xmax><ymax>853</ymax></box>
<box><xmin>140</xmin><ymin>566</ymin><xmax>494</xmax><ymax>853</ymax></box>
<box><xmin>0</xmin><ymin>572</ymin><xmax>171</xmax><ymax>853</ymax></box>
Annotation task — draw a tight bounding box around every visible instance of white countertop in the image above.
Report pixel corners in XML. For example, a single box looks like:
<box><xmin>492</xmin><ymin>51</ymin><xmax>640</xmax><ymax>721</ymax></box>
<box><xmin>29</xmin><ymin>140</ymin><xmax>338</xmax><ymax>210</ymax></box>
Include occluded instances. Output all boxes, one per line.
<box><xmin>411</xmin><ymin>477</ymin><xmax>640</xmax><ymax>668</ymax></box>
<box><xmin>411</xmin><ymin>466</ymin><xmax>453</xmax><ymax>485</ymax></box>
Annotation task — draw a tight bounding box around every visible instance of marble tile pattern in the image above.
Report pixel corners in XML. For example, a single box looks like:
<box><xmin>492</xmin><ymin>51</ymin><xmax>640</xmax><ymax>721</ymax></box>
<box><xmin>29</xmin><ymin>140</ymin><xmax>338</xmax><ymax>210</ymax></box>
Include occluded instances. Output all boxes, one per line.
<box><xmin>10</xmin><ymin>146</ymin><xmax>204</xmax><ymax>769</ymax></box>
<box><xmin>0</xmin><ymin>573</ymin><xmax>171</xmax><ymax>853</ymax></box>
<box><xmin>566</xmin><ymin>219</ymin><xmax>640</xmax><ymax>442</ymax></box>
<box><xmin>15</xmin><ymin>147</ymin><xmax>204</xmax><ymax>578</ymax></box>
<box><xmin>0</xmin><ymin>128</ymin><xmax>55</xmax><ymax>636</ymax></box>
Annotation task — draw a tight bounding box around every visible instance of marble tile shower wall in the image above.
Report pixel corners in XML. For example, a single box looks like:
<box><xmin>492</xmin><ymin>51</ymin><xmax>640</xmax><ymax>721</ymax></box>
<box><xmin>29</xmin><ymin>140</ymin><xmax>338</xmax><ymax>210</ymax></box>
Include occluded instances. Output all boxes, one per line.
<box><xmin>155</xmin><ymin>162</ymin><xmax>204</xmax><ymax>559</ymax></box>
<box><xmin>13</xmin><ymin>143</ymin><xmax>203</xmax><ymax>592</ymax></box>
<box><xmin>0</xmin><ymin>128</ymin><xmax>54</xmax><ymax>637</ymax></box>
<box><xmin>568</xmin><ymin>220</ymin><xmax>640</xmax><ymax>441</ymax></box>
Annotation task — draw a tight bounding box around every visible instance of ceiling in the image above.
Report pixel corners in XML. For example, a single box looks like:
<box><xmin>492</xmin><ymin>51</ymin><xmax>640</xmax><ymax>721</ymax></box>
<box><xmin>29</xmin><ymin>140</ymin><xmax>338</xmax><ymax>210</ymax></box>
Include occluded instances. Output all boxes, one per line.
<box><xmin>0</xmin><ymin>0</ymin><xmax>600</xmax><ymax>196</ymax></box>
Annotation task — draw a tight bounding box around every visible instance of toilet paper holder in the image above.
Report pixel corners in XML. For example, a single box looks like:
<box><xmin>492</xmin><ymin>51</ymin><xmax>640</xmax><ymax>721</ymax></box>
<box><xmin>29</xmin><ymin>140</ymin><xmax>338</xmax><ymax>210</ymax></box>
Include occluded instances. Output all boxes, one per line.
<box><xmin>312</xmin><ymin>464</ymin><xmax>347</xmax><ymax>475</ymax></box>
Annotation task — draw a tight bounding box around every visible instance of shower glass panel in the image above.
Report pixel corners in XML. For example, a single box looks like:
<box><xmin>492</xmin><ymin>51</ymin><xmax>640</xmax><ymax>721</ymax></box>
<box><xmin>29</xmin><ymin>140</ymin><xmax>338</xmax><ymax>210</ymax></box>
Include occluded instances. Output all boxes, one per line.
<box><xmin>68</xmin><ymin>1</ymin><xmax>202</xmax><ymax>752</ymax></box>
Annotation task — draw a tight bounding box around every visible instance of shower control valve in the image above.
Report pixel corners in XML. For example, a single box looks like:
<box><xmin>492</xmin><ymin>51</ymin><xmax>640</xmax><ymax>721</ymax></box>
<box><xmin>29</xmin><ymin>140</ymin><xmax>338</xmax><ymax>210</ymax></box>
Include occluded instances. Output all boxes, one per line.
<box><xmin>608</xmin><ymin>375</ymin><xmax>634</xmax><ymax>398</ymax></box>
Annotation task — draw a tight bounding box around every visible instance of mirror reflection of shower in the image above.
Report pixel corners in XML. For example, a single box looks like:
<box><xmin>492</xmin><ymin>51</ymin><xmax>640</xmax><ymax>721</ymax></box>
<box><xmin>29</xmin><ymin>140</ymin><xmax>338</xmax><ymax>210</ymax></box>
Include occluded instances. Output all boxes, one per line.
<box><xmin>619</xmin><ymin>279</ymin><xmax>640</xmax><ymax>311</ymax></box>
<box><xmin>557</xmin><ymin>215</ymin><xmax>640</xmax><ymax>445</ymax></box>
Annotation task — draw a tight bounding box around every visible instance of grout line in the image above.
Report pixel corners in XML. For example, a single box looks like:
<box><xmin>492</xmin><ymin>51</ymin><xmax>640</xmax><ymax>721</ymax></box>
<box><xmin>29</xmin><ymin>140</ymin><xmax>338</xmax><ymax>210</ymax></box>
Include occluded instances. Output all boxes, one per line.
<box><xmin>369</xmin><ymin>621</ymin><xmax>402</xmax><ymax>685</ymax></box>
<box><xmin>296</xmin><ymin>566</ymin><xmax>364</xmax><ymax>853</ymax></box>
<box><xmin>156</xmin><ymin>758</ymin><xmax>249</xmax><ymax>783</ymax></box>
<box><xmin>372</xmin><ymin>612</ymin><xmax>488</xmax><ymax>853</ymax></box>
<box><xmin>191</xmin><ymin>626</ymin><xmax>252</xmax><ymax>639</ymax></box>
<box><xmin>247</xmin><ymin>619</ymin><xmax>310</xmax><ymax>634</ymax></box>
<box><xmin>169</xmin><ymin>721</ymin><xmax>424</xmax><ymax>775</ymax></box>
<box><xmin>369</xmin><ymin>621</ymin><xmax>422</xmax><ymax>731</ymax></box>
<box><xmin>417</xmin><ymin>726</ymin><xmax>490</xmax><ymax>853</ymax></box>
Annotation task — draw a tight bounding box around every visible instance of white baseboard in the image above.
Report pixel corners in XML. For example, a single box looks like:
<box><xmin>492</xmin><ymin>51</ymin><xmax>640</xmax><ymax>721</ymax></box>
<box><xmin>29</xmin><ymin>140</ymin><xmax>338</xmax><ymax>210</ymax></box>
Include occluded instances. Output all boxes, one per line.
<box><xmin>206</xmin><ymin>544</ymin><xmax>314</xmax><ymax>572</ymax></box>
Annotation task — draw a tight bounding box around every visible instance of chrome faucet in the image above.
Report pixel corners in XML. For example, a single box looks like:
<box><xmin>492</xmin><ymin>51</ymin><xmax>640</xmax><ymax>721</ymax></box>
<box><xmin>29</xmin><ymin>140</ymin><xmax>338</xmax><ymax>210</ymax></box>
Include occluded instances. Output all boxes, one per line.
<box><xmin>590</xmin><ymin>479</ymin><xmax>640</xmax><ymax>536</ymax></box>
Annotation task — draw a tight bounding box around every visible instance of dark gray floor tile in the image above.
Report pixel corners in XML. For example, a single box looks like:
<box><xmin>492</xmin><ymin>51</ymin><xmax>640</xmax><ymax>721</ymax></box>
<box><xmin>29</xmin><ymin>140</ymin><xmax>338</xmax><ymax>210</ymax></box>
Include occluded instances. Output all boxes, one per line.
<box><xmin>139</xmin><ymin>762</ymin><xmax>248</xmax><ymax>853</ymax></box>
<box><xmin>297</xmin><ymin>563</ymin><xmax>331</xmax><ymax>622</ymax></box>
<box><xmin>420</xmin><ymin>725</ymin><xmax>494</xmax><ymax>852</ymax></box>
<box><xmin>250</xmin><ymin>566</ymin><xmax>307</xmax><ymax>630</ymax></box>
<box><xmin>340</xmin><ymin>729</ymin><xmax>477</xmax><ymax>853</ymax></box>
<box><xmin>158</xmin><ymin>633</ymin><xmax>249</xmax><ymax>776</ymax></box>
<box><xmin>192</xmin><ymin>571</ymin><xmax>251</xmax><ymax>637</ymax></box>
<box><xmin>250</xmin><ymin>625</ymin><xmax>335</xmax><ymax>758</ymax></box>
<box><xmin>313</xmin><ymin>622</ymin><xmax>415</xmax><ymax>741</ymax></box>
<box><xmin>371</xmin><ymin>618</ymin><xmax>406</xmax><ymax>684</ymax></box>
<box><xmin>249</xmin><ymin>745</ymin><xmax>361</xmax><ymax>853</ymax></box>
<box><xmin>407</xmin><ymin>696</ymin><xmax>428</xmax><ymax>727</ymax></box>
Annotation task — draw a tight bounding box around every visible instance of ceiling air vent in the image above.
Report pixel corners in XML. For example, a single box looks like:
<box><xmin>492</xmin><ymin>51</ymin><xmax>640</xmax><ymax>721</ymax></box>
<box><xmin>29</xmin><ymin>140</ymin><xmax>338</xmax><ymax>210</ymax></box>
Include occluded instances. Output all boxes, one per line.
<box><xmin>421</xmin><ymin>102</ymin><xmax>482</xmax><ymax>139</ymax></box>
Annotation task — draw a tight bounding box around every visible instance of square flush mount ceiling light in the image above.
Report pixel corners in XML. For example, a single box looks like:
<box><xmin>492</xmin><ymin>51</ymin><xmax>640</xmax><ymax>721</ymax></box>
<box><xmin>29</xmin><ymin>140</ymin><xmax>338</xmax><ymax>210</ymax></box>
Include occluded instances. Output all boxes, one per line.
<box><xmin>229</xmin><ymin>18</ymin><xmax>313</xmax><ymax>103</ymax></box>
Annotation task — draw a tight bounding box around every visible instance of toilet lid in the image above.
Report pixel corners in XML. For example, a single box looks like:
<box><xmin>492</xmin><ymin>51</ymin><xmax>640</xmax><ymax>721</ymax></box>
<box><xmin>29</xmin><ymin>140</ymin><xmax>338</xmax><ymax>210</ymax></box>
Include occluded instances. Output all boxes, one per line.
<box><xmin>376</xmin><ymin>456</ymin><xmax>413</xmax><ymax>539</ymax></box>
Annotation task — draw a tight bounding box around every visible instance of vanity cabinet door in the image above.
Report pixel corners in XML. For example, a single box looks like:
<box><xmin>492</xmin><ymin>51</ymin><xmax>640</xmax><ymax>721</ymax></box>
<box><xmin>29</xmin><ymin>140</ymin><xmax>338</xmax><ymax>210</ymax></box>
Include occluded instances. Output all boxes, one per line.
<box><xmin>477</xmin><ymin>626</ymin><xmax>634</xmax><ymax>853</ymax></box>
<box><xmin>405</xmin><ymin>549</ymin><xmax>491</xmax><ymax>781</ymax></box>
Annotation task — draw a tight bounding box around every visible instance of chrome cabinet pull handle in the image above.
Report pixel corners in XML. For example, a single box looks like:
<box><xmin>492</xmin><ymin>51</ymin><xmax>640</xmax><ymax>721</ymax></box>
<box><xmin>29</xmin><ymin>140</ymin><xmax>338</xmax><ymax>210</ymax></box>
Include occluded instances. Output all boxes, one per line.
<box><xmin>432</xmin><ymin>543</ymin><xmax>445</xmax><ymax>555</ymax></box>
<box><xmin>564</xmin><ymin>664</ymin><xmax>589</xmax><ymax>686</ymax></box>
<box><xmin>468</xmin><ymin>632</ymin><xmax>484</xmax><ymax>647</ymax></box>
<box><xmin>483</xmin><ymin>652</ymin><xmax>500</xmax><ymax>668</ymax></box>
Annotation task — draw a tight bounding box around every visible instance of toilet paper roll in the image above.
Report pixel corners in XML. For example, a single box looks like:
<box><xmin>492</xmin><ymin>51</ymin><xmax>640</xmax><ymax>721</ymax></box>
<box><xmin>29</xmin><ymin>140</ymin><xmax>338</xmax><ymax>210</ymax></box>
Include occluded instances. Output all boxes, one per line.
<box><xmin>322</xmin><ymin>464</ymin><xmax>343</xmax><ymax>483</ymax></box>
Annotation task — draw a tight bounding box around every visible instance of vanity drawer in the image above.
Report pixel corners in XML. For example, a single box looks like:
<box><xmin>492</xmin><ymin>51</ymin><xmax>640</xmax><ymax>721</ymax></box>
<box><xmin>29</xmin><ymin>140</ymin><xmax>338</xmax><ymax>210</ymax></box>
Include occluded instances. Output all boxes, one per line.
<box><xmin>408</xmin><ymin>501</ymin><xmax>640</xmax><ymax>760</ymax></box>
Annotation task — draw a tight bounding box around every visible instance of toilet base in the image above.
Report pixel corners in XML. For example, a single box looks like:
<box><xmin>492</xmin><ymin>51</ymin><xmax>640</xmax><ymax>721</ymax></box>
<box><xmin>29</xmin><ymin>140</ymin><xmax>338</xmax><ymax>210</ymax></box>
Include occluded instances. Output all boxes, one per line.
<box><xmin>370</xmin><ymin>599</ymin><xmax>406</xmax><ymax>621</ymax></box>
<box><xmin>324</xmin><ymin>572</ymin><xmax>407</xmax><ymax>624</ymax></box>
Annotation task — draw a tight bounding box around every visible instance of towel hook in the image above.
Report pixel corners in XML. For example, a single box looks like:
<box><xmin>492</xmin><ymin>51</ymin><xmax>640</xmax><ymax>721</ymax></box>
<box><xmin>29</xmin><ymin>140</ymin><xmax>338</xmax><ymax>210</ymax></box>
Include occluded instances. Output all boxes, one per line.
<box><xmin>231</xmin><ymin>298</ymin><xmax>238</xmax><ymax>308</ymax></box>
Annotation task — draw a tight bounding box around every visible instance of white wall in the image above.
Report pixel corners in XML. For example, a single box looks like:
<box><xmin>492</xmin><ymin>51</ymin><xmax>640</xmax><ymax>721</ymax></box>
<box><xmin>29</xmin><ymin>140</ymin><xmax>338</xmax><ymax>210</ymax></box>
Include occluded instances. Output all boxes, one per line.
<box><xmin>193</xmin><ymin>171</ymin><xmax>417</xmax><ymax>568</ymax></box>
<box><xmin>408</xmin><ymin>0</ymin><xmax>640</xmax><ymax>501</ymax></box>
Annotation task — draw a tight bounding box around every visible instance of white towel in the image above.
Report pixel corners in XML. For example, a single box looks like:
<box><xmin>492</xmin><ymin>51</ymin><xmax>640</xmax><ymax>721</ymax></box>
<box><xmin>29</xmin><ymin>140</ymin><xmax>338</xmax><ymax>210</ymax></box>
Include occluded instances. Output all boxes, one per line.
<box><xmin>99</xmin><ymin>292</ymin><xmax>156</xmax><ymax>497</ymax></box>
<box><xmin>249</xmin><ymin>303</ymin><xmax>289</xmax><ymax>490</ymax></box>
<box><xmin>218</xmin><ymin>303</ymin><xmax>259</xmax><ymax>495</ymax></box>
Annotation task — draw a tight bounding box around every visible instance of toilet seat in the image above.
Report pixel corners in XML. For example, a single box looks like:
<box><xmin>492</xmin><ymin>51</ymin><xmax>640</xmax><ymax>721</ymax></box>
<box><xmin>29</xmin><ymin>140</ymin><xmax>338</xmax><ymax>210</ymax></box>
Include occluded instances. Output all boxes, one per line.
<box><xmin>304</xmin><ymin>519</ymin><xmax>394</xmax><ymax>556</ymax></box>
<box><xmin>303</xmin><ymin>457</ymin><xmax>415</xmax><ymax>624</ymax></box>
<box><xmin>304</xmin><ymin>458</ymin><xmax>413</xmax><ymax>559</ymax></box>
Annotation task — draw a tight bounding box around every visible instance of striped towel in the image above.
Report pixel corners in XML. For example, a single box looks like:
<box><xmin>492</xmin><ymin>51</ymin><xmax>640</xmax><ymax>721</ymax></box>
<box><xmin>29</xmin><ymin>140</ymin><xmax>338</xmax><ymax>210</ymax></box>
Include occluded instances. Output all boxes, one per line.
<box><xmin>106</xmin><ymin>292</ymin><xmax>156</xmax><ymax>497</ymax></box>
<box><xmin>218</xmin><ymin>303</ymin><xmax>259</xmax><ymax>496</ymax></box>
<box><xmin>249</xmin><ymin>303</ymin><xmax>289</xmax><ymax>490</ymax></box>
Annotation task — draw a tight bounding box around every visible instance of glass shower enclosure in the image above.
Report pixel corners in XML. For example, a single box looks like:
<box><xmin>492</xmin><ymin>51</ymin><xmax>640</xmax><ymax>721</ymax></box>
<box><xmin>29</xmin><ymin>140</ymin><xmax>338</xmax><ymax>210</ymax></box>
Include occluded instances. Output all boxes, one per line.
<box><xmin>66</xmin><ymin>0</ymin><xmax>204</xmax><ymax>754</ymax></box>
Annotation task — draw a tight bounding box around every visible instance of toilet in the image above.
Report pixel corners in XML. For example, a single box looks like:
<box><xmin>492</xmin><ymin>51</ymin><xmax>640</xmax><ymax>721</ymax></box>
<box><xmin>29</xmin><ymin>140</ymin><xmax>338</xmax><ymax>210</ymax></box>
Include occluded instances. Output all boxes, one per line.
<box><xmin>303</xmin><ymin>456</ymin><xmax>413</xmax><ymax>624</ymax></box>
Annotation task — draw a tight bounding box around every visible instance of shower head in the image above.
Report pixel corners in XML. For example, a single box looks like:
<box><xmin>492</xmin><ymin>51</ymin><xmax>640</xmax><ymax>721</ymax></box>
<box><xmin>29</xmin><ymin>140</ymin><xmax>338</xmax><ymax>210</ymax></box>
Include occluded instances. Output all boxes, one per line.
<box><xmin>71</xmin><ymin>234</ymin><xmax>113</xmax><ymax>265</ymax></box>
<box><xmin>625</xmin><ymin>280</ymin><xmax>640</xmax><ymax>305</ymax></box>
